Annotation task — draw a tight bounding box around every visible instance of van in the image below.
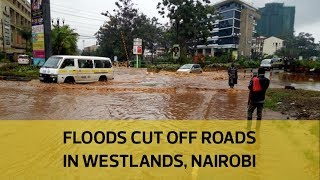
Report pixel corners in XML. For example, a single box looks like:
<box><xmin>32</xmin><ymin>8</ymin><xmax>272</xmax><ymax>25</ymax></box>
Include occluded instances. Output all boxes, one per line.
<box><xmin>39</xmin><ymin>56</ymin><xmax>114</xmax><ymax>83</ymax></box>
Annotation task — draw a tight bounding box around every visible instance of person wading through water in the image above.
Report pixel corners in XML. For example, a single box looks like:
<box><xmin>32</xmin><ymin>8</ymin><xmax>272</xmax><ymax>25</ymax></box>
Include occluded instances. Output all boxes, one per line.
<box><xmin>228</xmin><ymin>62</ymin><xmax>238</xmax><ymax>88</ymax></box>
<box><xmin>247</xmin><ymin>68</ymin><xmax>270</xmax><ymax>120</ymax></box>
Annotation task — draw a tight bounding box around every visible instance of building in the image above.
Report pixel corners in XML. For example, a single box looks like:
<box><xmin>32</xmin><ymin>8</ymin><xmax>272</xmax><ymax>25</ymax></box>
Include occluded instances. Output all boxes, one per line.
<box><xmin>251</xmin><ymin>36</ymin><xmax>266</xmax><ymax>59</ymax></box>
<box><xmin>197</xmin><ymin>0</ymin><xmax>260</xmax><ymax>58</ymax></box>
<box><xmin>0</xmin><ymin>0</ymin><xmax>31</xmax><ymax>60</ymax></box>
<box><xmin>256</xmin><ymin>3</ymin><xmax>295</xmax><ymax>38</ymax></box>
<box><xmin>262</xmin><ymin>36</ymin><xmax>284</xmax><ymax>56</ymax></box>
<box><xmin>83</xmin><ymin>45</ymin><xmax>98</xmax><ymax>53</ymax></box>
<box><xmin>252</xmin><ymin>36</ymin><xmax>284</xmax><ymax>57</ymax></box>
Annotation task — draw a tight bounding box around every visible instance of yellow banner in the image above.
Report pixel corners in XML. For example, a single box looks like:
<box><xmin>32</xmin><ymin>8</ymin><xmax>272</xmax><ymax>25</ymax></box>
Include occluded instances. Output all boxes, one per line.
<box><xmin>0</xmin><ymin>120</ymin><xmax>318</xmax><ymax>180</ymax></box>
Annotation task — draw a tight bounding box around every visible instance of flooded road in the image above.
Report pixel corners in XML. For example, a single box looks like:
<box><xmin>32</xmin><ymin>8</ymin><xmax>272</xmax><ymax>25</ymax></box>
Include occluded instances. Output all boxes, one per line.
<box><xmin>0</xmin><ymin>68</ymin><xmax>317</xmax><ymax>120</ymax></box>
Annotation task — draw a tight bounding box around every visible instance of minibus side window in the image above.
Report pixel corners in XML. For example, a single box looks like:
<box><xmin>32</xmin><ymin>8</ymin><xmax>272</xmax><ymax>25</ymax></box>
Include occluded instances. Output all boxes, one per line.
<box><xmin>104</xmin><ymin>60</ymin><xmax>112</xmax><ymax>68</ymax></box>
<box><xmin>60</xmin><ymin>59</ymin><xmax>74</xmax><ymax>69</ymax></box>
<box><xmin>78</xmin><ymin>59</ymin><xmax>93</xmax><ymax>68</ymax></box>
<box><xmin>94</xmin><ymin>60</ymin><xmax>103</xmax><ymax>68</ymax></box>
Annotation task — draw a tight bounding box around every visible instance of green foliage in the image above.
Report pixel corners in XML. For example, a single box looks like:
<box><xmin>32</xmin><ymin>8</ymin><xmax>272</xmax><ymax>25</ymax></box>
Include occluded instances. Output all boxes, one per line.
<box><xmin>51</xmin><ymin>25</ymin><xmax>79</xmax><ymax>55</ymax></box>
<box><xmin>276</xmin><ymin>32</ymin><xmax>320</xmax><ymax>59</ymax></box>
<box><xmin>265</xmin><ymin>89</ymin><xmax>320</xmax><ymax>111</ymax></box>
<box><xmin>291</xmin><ymin>60</ymin><xmax>320</xmax><ymax>69</ymax></box>
<box><xmin>0</xmin><ymin>63</ymin><xmax>39</xmax><ymax>78</ymax></box>
<box><xmin>97</xmin><ymin>0</ymin><xmax>166</xmax><ymax>60</ymax></box>
<box><xmin>206</xmin><ymin>54</ymin><xmax>231</xmax><ymax>64</ymax></box>
<box><xmin>147</xmin><ymin>63</ymin><xmax>181</xmax><ymax>72</ymax></box>
<box><xmin>237</xmin><ymin>58</ymin><xmax>260</xmax><ymax>69</ymax></box>
<box><xmin>204</xmin><ymin>63</ymin><xmax>229</xmax><ymax>70</ymax></box>
<box><xmin>0</xmin><ymin>59</ymin><xmax>10</xmax><ymax>63</ymax></box>
<box><xmin>17</xmin><ymin>27</ymin><xmax>32</xmax><ymax>53</ymax></box>
<box><xmin>157</xmin><ymin>0</ymin><xmax>216</xmax><ymax>56</ymax></box>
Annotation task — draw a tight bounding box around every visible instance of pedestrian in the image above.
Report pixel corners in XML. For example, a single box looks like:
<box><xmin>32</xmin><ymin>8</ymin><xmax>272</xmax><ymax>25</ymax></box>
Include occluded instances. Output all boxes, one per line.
<box><xmin>247</xmin><ymin>67</ymin><xmax>270</xmax><ymax>120</ymax></box>
<box><xmin>228</xmin><ymin>62</ymin><xmax>238</xmax><ymax>88</ymax></box>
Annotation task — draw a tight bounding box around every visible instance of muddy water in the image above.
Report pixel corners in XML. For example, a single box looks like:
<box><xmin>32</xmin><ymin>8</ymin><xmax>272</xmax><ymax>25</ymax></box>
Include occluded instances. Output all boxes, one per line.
<box><xmin>263</xmin><ymin>70</ymin><xmax>320</xmax><ymax>91</ymax></box>
<box><xmin>0</xmin><ymin>68</ymin><xmax>288</xmax><ymax>120</ymax></box>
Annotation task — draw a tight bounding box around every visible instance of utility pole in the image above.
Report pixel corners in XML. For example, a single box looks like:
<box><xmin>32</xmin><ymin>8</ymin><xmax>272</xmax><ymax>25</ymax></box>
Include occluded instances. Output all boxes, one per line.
<box><xmin>43</xmin><ymin>0</ymin><xmax>52</xmax><ymax>60</ymax></box>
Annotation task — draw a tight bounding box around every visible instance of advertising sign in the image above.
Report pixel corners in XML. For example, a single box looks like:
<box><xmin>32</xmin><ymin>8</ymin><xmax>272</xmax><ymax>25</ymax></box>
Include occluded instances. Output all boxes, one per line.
<box><xmin>133</xmin><ymin>38</ymin><xmax>142</xmax><ymax>55</ymax></box>
<box><xmin>133</xmin><ymin>45</ymin><xmax>142</xmax><ymax>55</ymax></box>
<box><xmin>172</xmin><ymin>44</ymin><xmax>180</xmax><ymax>60</ymax></box>
<box><xmin>31</xmin><ymin>0</ymin><xmax>45</xmax><ymax>66</ymax></box>
<box><xmin>3</xmin><ymin>17</ymin><xmax>11</xmax><ymax>48</ymax></box>
<box><xmin>133</xmin><ymin>38</ymin><xmax>142</xmax><ymax>46</ymax></box>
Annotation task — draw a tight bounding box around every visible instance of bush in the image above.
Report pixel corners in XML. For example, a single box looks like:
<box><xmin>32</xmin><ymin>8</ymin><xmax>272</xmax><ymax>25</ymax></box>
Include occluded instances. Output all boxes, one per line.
<box><xmin>0</xmin><ymin>58</ymin><xmax>10</xmax><ymax>63</ymax></box>
<box><xmin>206</xmin><ymin>54</ymin><xmax>231</xmax><ymax>64</ymax></box>
<box><xmin>146</xmin><ymin>65</ymin><xmax>160</xmax><ymax>73</ymax></box>
<box><xmin>204</xmin><ymin>63</ymin><xmax>230</xmax><ymax>71</ymax></box>
<box><xmin>292</xmin><ymin>60</ymin><xmax>320</xmax><ymax>69</ymax></box>
<box><xmin>237</xmin><ymin>58</ymin><xmax>260</xmax><ymax>69</ymax></box>
<box><xmin>147</xmin><ymin>64</ymin><xmax>181</xmax><ymax>72</ymax></box>
<box><xmin>0</xmin><ymin>63</ymin><xmax>39</xmax><ymax>78</ymax></box>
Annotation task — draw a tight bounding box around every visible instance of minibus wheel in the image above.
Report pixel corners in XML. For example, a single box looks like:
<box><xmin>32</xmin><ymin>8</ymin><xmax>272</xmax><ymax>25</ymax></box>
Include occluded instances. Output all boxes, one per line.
<box><xmin>99</xmin><ymin>76</ymin><xmax>108</xmax><ymax>82</ymax></box>
<box><xmin>64</xmin><ymin>76</ymin><xmax>75</xmax><ymax>84</ymax></box>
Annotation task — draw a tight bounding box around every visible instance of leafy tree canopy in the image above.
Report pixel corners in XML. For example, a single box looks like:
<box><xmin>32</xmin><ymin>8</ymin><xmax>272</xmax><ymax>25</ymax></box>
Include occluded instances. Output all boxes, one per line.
<box><xmin>157</xmin><ymin>0</ymin><xmax>216</xmax><ymax>55</ymax></box>
<box><xmin>276</xmin><ymin>32</ymin><xmax>320</xmax><ymax>58</ymax></box>
<box><xmin>97</xmin><ymin>0</ymin><xmax>165</xmax><ymax>61</ymax></box>
<box><xmin>51</xmin><ymin>25</ymin><xmax>79</xmax><ymax>55</ymax></box>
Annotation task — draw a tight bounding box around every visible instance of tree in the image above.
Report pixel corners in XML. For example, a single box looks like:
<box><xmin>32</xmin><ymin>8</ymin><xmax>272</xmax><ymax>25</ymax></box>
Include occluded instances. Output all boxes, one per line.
<box><xmin>17</xmin><ymin>27</ymin><xmax>32</xmax><ymax>53</ymax></box>
<box><xmin>157</xmin><ymin>0</ymin><xmax>216</xmax><ymax>58</ymax></box>
<box><xmin>276</xmin><ymin>32</ymin><xmax>320</xmax><ymax>59</ymax></box>
<box><xmin>51</xmin><ymin>25</ymin><xmax>79</xmax><ymax>55</ymax></box>
<box><xmin>97</xmin><ymin>0</ymin><xmax>164</xmax><ymax>62</ymax></box>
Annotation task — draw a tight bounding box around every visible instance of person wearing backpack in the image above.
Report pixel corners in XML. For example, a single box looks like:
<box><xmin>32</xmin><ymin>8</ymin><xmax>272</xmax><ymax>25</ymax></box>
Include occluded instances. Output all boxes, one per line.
<box><xmin>247</xmin><ymin>68</ymin><xmax>270</xmax><ymax>120</ymax></box>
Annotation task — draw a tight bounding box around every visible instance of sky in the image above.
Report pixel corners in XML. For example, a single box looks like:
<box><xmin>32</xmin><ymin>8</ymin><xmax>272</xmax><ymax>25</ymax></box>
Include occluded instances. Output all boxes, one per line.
<box><xmin>32</xmin><ymin>0</ymin><xmax>320</xmax><ymax>49</ymax></box>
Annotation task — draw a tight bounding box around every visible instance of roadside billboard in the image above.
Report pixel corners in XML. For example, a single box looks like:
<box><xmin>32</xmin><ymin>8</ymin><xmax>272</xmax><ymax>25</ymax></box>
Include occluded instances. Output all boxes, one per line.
<box><xmin>31</xmin><ymin>0</ymin><xmax>45</xmax><ymax>66</ymax></box>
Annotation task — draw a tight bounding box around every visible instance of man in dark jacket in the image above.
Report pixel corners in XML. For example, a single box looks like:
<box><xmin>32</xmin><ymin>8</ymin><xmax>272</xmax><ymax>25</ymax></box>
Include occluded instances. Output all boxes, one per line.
<box><xmin>228</xmin><ymin>63</ymin><xmax>238</xmax><ymax>88</ymax></box>
<box><xmin>247</xmin><ymin>68</ymin><xmax>270</xmax><ymax>120</ymax></box>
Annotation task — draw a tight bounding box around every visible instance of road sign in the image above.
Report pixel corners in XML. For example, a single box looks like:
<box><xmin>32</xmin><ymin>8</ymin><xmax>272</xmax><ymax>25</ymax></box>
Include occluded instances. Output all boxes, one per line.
<box><xmin>133</xmin><ymin>38</ymin><xmax>142</xmax><ymax>46</ymax></box>
<box><xmin>133</xmin><ymin>46</ymin><xmax>142</xmax><ymax>55</ymax></box>
<box><xmin>172</xmin><ymin>44</ymin><xmax>180</xmax><ymax>60</ymax></box>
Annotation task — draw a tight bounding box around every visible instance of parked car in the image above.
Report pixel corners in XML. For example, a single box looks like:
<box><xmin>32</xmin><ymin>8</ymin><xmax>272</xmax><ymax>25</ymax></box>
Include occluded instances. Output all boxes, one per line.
<box><xmin>177</xmin><ymin>64</ymin><xmax>203</xmax><ymax>73</ymax></box>
<box><xmin>260</xmin><ymin>59</ymin><xmax>272</xmax><ymax>70</ymax></box>
<box><xmin>17</xmin><ymin>55</ymin><xmax>30</xmax><ymax>65</ymax></box>
<box><xmin>260</xmin><ymin>58</ymin><xmax>283</xmax><ymax>70</ymax></box>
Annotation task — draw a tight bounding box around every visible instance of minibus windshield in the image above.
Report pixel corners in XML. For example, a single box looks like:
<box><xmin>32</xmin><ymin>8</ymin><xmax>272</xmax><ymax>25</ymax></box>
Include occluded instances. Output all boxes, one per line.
<box><xmin>42</xmin><ymin>57</ymin><xmax>63</xmax><ymax>68</ymax></box>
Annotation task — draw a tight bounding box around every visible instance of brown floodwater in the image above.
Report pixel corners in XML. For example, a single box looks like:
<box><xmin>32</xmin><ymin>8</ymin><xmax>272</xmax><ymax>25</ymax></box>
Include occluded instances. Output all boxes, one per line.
<box><xmin>0</xmin><ymin>68</ymin><xmax>309</xmax><ymax>120</ymax></box>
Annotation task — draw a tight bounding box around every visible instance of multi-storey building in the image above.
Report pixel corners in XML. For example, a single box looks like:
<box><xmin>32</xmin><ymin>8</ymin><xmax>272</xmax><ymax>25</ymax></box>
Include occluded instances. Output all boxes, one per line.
<box><xmin>252</xmin><ymin>36</ymin><xmax>284</xmax><ymax>57</ymax></box>
<box><xmin>256</xmin><ymin>3</ymin><xmax>295</xmax><ymax>38</ymax></box>
<box><xmin>0</xmin><ymin>0</ymin><xmax>31</xmax><ymax>60</ymax></box>
<box><xmin>197</xmin><ymin>0</ymin><xmax>260</xmax><ymax>58</ymax></box>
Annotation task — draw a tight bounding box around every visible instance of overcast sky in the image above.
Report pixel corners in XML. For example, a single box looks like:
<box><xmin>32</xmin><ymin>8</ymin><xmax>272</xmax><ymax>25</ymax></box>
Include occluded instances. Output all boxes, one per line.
<box><xmin>41</xmin><ymin>0</ymin><xmax>320</xmax><ymax>49</ymax></box>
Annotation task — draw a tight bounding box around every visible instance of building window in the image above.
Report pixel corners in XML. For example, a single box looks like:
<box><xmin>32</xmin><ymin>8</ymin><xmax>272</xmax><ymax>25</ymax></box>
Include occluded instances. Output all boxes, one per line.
<box><xmin>234</xmin><ymin>20</ymin><xmax>240</xmax><ymax>28</ymax></box>
<box><xmin>219</xmin><ymin>19</ymin><xmax>233</xmax><ymax>28</ymax></box>
<box><xmin>219</xmin><ymin>28</ymin><xmax>233</xmax><ymax>36</ymax></box>
<box><xmin>220</xmin><ymin>11</ymin><xmax>234</xmax><ymax>19</ymax></box>
<box><xmin>218</xmin><ymin>37</ymin><xmax>235</xmax><ymax>45</ymax></box>
<box><xmin>235</xmin><ymin>11</ymin><xmax>241</xmax><ymax>19</ymax></box>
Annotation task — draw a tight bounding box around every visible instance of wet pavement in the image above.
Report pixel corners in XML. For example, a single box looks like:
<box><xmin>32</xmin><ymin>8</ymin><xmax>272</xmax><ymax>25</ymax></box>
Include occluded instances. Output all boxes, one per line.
<box><xmin>0</xmin><ymin>68</ymin><xmax>318</xmax><ymax>120</ymax></box>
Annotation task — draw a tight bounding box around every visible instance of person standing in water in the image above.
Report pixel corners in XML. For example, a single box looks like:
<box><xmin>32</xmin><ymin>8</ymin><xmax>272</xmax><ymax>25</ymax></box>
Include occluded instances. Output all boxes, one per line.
<box><xmin>228</xmin><ymin>62</ymin><xmax>238</xmax><ymax>88</ymax></box>
<box><xmin>247</xmin><ymin>68</ymin><xmax>270</xmax><ymax>120</ymax></box>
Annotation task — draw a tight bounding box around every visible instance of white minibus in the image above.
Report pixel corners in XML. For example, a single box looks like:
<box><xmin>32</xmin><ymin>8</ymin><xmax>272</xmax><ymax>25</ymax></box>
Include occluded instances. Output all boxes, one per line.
<box><xmin>39</xmin><ymin>56</ymin><xmax>114</xmax><ymax>83</ymax></box>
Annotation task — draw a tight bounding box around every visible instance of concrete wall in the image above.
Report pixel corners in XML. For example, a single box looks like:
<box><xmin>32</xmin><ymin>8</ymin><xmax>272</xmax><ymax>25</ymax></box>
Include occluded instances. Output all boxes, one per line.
<box><xmin>239</xmin><ymin>9</ymin><xmax>260</xmax><ymax>58</ymax></box>
<box><xmin>263</xmin><ymin>36</ymin><xmax>284</xmax><ymax>56</ymax></box>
